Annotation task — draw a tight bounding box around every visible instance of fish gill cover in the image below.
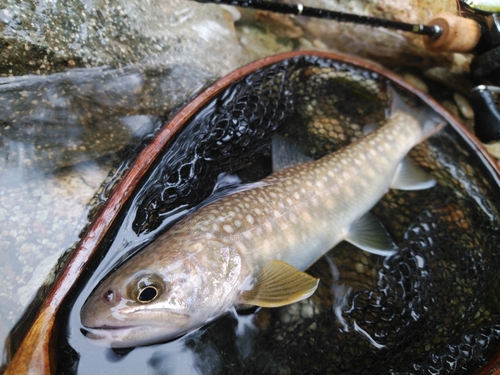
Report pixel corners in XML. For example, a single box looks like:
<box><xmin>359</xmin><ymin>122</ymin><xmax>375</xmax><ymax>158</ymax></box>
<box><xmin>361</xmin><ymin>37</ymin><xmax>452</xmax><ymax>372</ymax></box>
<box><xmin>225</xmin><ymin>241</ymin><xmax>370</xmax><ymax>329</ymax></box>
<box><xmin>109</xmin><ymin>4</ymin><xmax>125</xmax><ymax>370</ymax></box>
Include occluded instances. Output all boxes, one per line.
<box><xmin>63</xmin><ymin>55</ymin><xmax>500</xmax><ymax>374</ymax></box>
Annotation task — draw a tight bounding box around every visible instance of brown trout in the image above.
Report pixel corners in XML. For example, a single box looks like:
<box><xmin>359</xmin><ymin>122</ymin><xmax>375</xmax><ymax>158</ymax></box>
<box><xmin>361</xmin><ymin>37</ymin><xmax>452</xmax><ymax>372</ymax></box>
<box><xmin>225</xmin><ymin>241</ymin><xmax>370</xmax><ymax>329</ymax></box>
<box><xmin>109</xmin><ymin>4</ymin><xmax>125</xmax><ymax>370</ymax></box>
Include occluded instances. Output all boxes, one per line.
<box><xmin>81</xmin><ymin>90</ymin><xmax>444</xmax><ymax>347</ymax></box>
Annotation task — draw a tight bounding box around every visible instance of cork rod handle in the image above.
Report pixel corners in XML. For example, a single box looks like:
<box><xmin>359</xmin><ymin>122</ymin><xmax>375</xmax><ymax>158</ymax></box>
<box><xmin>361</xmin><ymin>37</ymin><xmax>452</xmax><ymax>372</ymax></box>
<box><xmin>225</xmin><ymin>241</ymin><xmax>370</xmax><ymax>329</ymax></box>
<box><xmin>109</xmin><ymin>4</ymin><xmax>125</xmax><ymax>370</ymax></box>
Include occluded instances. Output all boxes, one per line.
<box><xmin>424</xmin><ymin>12</ymin><xmax>482</xmax><ymax>53</ymax></box>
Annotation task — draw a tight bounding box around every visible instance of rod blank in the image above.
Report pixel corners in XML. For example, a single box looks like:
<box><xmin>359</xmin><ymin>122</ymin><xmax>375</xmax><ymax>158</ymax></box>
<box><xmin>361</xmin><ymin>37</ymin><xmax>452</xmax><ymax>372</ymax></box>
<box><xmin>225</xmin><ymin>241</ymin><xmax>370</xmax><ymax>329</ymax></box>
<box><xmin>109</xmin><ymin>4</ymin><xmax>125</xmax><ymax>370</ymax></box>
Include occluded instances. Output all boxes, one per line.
<box><xmin>193</xmin><ymin>0</ymin><xmax>442</xmax><ymax>38</ymax></box>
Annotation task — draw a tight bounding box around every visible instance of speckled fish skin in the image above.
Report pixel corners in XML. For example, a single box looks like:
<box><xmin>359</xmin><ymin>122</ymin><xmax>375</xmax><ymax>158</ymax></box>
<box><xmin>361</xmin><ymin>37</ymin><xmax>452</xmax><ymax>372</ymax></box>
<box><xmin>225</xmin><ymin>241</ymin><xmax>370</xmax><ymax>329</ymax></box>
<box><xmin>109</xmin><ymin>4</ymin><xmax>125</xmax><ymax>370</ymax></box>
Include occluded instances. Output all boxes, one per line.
<box><xmin>80</xmin><ymin>109</ymin><xmax>433</xmax><ymax>348</ymax></box>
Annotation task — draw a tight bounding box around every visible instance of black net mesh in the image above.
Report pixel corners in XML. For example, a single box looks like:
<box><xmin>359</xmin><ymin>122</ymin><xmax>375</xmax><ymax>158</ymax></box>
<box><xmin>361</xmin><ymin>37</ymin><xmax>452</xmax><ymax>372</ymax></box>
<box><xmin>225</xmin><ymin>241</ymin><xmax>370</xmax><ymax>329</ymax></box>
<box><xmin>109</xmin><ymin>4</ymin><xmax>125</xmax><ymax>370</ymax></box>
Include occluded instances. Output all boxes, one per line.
<box><xmin>132</xmin><ymin>62</ymin><xmax>296</xmax><ymax>233</ymax></box>
<box><xmin>67</xmin><ymin>55</ymin><xmax>500</xmax><ymax>374</ymax></box>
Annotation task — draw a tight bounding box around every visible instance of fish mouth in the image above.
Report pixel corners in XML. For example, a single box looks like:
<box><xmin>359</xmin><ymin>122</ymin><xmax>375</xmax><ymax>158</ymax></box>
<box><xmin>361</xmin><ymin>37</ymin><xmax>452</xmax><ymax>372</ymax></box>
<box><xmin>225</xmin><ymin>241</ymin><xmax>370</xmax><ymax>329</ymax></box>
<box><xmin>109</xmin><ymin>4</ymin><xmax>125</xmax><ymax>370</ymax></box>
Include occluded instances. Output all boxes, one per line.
<box><xmin>82</xmin><ymin>324</ymin><xmax>167</xmax><ymax>348</ymax></box>
<box><xmin>82</xmin><ymin>324</ymin><xmax>193</xmax><ymax>348</ymax></box>
<box><xmin>81</xmin><ymin>312</ymin><xmax>193</xmax><ymax>348</ymax></box>
<box><xmin>81</xmin><ymin>306</ymin><xmax>190</xmax><ymax>329</ymax></box>
<box><xmin>90</xmin><ymin>324</ymin><xmax>133</xmax><ymax>330</ymax></box>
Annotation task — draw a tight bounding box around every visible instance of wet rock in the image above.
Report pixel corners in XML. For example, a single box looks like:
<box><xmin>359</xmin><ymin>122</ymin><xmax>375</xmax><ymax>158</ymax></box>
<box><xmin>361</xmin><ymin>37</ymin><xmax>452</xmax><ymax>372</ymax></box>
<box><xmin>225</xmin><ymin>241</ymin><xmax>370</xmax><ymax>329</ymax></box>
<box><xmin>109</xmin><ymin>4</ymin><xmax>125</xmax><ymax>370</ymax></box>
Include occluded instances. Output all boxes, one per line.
<box><xmin>0</xmin><ymin>159</ymin><xmax>110</xmax><ymax>334</ymax></box>
<box><xmin>453</xmin><ymin>92</ymin><xmax>474</xmax><ymax>120</ymax></box>
<box><xmin>0</xmin><ymin>0</ymin><xmax>249</xmax><ymax>76</ymax></box>
<box><xmin>402</xmin><ymin>73</ymin><xmax>429</xmax><ymax>93</ymax></box>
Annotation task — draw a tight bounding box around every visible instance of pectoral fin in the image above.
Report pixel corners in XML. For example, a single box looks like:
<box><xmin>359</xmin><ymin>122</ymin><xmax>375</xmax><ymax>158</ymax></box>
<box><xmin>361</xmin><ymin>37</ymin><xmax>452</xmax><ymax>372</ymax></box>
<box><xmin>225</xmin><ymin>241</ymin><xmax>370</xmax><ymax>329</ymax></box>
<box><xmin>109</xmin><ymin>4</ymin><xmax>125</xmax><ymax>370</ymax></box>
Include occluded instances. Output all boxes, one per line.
<box><xmin>390</xmin><ymin>157</ymin><xmax>436</xmax><ymax>190</ymax></box>
<box><xmin>344</xmin><ymin>212</ymin><xmax>397</xmax><ymax>256</ymax></box>
<box><xmin>238</xmin><ymin>260</ymin><xmax>319</xmax><ymax>308</ymax></box>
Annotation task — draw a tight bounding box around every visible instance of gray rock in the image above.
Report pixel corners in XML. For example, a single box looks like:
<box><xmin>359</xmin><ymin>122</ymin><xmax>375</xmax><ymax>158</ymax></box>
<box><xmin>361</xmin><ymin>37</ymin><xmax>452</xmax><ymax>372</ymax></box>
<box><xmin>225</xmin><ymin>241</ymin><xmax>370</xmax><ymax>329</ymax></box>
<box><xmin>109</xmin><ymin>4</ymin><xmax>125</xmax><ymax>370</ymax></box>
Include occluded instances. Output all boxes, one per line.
<box><xmin>0</xmin><ymin>0</ymin><xmax>250</xmax><ymax>76</ymax></box>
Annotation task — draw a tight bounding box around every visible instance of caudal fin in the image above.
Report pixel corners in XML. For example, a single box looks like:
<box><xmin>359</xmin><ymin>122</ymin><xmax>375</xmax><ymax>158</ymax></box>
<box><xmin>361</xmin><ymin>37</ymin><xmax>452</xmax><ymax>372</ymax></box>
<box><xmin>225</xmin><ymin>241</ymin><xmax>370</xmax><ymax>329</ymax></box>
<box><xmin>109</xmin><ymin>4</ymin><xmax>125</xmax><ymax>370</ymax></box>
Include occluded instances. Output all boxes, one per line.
<box><xmin>388</xmin><ymin>85</ymin><xmax>447</xmax><ymax>141</ymax></box>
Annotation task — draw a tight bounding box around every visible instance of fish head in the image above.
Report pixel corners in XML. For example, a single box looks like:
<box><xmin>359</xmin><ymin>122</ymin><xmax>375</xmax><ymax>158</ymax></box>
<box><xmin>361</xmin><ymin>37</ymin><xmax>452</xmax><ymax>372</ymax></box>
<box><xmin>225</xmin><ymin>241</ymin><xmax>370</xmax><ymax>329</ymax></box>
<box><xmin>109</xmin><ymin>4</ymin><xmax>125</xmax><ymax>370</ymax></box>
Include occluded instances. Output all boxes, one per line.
<box><xmin>80</xmin><ymin>263</ymin><xmax>196</xmax><ymax>347</ymax></box>
<box><xmin>80</xmin><ymin>237</ymin><xmax>240</xmax><ymax>348</ymax></box>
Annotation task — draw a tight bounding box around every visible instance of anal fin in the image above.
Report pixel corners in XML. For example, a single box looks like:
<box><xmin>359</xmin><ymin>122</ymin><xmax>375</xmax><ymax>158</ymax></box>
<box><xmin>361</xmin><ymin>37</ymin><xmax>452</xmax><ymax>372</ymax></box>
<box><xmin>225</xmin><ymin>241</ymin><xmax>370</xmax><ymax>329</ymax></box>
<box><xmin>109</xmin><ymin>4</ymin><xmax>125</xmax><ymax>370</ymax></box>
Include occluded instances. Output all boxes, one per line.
<box><xmin>238</xmin><ymin>260</ymin><xmax>319</xmax><ymax>308</ymax></box>
<box><xmin>390</xmin><ymin>157</ymin><xmax>436</xmax><ymax>191</ymax></box>
<box><xmin>344</xmin><ymin>212</ymin><xmax>397</xmax><ymax>256</ymax></box>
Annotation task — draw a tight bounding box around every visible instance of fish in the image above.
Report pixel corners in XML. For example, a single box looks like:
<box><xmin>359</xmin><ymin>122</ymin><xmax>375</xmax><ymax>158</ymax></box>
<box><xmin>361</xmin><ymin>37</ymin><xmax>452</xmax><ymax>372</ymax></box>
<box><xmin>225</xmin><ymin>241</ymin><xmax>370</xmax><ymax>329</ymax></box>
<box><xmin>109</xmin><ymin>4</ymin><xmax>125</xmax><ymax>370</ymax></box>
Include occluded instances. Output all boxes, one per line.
<box><xmin>80</xmin><ymin>88</ymin><xmax>445</xmax><ymax>348</ymax></box>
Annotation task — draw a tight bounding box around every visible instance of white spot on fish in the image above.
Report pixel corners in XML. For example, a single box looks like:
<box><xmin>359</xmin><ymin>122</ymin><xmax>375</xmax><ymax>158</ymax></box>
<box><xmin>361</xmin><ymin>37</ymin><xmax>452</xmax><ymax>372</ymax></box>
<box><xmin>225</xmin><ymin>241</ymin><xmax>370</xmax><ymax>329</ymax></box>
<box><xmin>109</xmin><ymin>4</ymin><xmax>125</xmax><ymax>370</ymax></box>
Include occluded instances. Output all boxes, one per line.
<box><xmin>264</xmin><ymin>221</ymin><xmax>273</xmax><ymax>233</ymax></box>
<box><xmin>254</xmin><ymin>208</ymin><xmax>262</xmax><ymax>215</ymax></box>
<box><xmin>234</xmin><ymin>219</ymin><xmax>242</xmax><ymax>228</ymax></box>
<box><xmin>302</xmin><ymin>212</ymin><xmax>313</xmax><ymax>223</ymax></box>
<box><xmin>246</xmin><ymin>214</ymin><xmax>255</xmax><ymax>225</ymax></box>
<box><xmin>235</xmin><ymin>241</ymin><xmax>247</xmax><ymax>253</ymax></box>
<box><xmin>223</xmin><ymin>224</ymin><xmax>234</xmax><ymax>234</ymax></box>
<box><xmin>325</xmin><ymin>199</ymin><xmax>335</xmax><ymax>209</ymax></box>
<box><xmin>262</xmin><ymin>239</ymin><xmax>272</xmax><ymax>253</ymax></box>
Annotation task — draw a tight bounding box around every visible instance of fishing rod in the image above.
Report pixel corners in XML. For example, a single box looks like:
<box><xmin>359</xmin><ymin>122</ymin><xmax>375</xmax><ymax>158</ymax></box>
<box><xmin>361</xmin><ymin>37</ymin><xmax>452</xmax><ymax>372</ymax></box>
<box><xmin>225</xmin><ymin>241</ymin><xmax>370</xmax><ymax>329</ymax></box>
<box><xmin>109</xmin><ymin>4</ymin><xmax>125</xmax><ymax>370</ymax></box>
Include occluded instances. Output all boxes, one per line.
<box><xmin>193</xmin><ymin>0</ymin><xmax>495</xmax><ymax>53</ymax></box>
<box><xmin>195</xmin><ymin>0</ymin><xmax>500</xmax><ymax>142</ymax></box>
<box><xmin>195</xmin><ymin>0</ymin><xmax>442</xmax><ymax>38</ymax></box>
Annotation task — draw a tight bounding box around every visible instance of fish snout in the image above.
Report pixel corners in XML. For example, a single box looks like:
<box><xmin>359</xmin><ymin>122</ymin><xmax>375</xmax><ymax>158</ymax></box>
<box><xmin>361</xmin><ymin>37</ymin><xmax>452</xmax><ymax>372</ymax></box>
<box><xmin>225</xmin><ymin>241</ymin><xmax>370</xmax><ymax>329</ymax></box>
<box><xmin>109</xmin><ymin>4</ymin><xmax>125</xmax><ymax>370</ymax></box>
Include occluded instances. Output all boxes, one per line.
<box><xmin>80</xmin><ymin>286</ymin><xmax>123</xmax><ymax>328</ymax></box>
<box><xmin>100</xmin><ymin>287</ymin><xmax>122</xmax><ymax>305</ymax></box>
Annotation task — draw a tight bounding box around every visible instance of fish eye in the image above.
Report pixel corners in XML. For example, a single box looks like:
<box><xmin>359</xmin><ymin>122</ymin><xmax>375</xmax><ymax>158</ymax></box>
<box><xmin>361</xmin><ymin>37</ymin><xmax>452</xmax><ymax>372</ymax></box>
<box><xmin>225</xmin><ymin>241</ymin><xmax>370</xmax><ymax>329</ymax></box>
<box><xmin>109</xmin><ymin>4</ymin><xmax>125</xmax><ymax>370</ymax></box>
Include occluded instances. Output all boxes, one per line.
<box><xmin>138</xmin><ymin>286</ymin><xmax>158</xmax><ymax>302</ymax></box>
<box><xmin>126</xmin><ymin>273</ymin><xmax>165</xmax><ymax>304</ymax></box>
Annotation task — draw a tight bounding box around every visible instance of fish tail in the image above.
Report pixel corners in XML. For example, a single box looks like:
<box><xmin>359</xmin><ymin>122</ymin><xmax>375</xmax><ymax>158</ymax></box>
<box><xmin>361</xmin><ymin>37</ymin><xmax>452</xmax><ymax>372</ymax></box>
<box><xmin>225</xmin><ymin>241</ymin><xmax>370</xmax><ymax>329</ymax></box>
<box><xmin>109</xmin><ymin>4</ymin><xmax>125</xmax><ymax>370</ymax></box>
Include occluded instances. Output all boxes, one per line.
<box><xmin>388</xmin><ymin>85</ymin><xmax>447</xmax><ymax>141</ymax></box>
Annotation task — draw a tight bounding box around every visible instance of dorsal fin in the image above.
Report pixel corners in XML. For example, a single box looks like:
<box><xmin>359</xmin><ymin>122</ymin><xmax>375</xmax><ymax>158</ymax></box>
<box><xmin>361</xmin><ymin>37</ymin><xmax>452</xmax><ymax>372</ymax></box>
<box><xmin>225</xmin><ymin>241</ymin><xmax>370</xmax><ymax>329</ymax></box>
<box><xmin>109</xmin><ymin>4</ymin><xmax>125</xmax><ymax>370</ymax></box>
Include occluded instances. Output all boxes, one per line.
<box><xmin>272</xmin><ymin>135</ymin><xmax>313</xmax><ymax>172</ymax></box>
